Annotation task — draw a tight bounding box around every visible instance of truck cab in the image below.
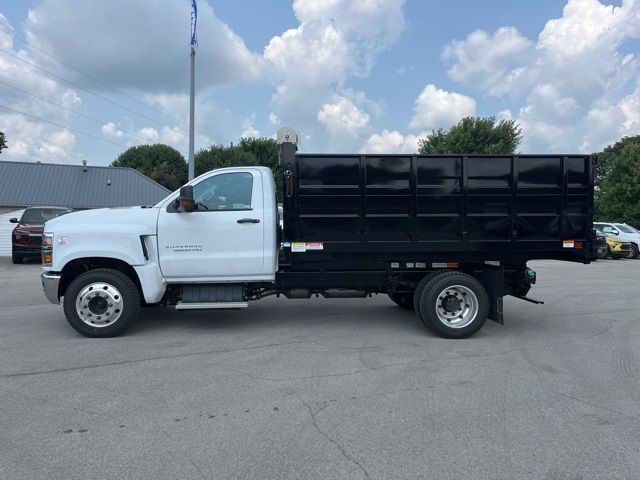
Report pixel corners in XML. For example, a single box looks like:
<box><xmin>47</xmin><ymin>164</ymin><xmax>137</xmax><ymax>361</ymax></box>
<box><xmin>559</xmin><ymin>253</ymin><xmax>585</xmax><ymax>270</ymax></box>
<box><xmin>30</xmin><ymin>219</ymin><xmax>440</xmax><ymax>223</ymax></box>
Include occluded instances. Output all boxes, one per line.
<box><xmin>156</xmin><ymin>166</ymin><xmax>278</xmax><ymax>282</ymax></box>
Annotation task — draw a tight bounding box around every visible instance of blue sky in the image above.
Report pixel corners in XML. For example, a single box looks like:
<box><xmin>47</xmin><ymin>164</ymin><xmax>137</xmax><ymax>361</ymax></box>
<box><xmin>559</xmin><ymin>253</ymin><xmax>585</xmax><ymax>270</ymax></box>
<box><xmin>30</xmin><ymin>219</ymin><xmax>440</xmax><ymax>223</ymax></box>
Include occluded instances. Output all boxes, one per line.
<box><xmin>0</xmin><ymin>0</ymin><xmax>638</xmax><ymax>165</ymax></box>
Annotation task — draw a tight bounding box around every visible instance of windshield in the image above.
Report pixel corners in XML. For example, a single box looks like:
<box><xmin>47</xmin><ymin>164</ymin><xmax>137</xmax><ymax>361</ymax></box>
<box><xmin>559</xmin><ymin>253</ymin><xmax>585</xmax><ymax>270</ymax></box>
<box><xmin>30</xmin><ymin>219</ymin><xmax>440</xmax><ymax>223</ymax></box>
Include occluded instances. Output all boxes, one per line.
<box><xmin>614</xmin><ymin>224</ymin><xmax>635</xmax><ymax>233</ymax></box>
<box><xmin>21</xmin><ymin>208</ymin><xmax>72</xmax><ymax>224</ymax></box>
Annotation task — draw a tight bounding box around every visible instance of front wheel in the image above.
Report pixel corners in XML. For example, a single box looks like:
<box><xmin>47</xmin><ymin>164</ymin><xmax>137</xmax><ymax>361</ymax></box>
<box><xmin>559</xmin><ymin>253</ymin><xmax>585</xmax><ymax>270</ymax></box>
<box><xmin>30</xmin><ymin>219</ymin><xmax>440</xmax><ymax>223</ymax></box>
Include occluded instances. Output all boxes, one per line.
<box><xmin>416</xmin><ymin>272</ymin><xmax>489</xmax><ymax>339</ymax></box>
<box><xmin>11</xmin><ymin>249</ymin><xmax>23</xmax><ymax>264</ymax></box>
<box><xmin>628</xmin><ymin>244</ymin><xmax>639</xmax><ymax>259</ymax></box>
<box><xmin>63</xmin><ymin>268</ymin><xmax>140</xmax><ymax>337</ymax></box>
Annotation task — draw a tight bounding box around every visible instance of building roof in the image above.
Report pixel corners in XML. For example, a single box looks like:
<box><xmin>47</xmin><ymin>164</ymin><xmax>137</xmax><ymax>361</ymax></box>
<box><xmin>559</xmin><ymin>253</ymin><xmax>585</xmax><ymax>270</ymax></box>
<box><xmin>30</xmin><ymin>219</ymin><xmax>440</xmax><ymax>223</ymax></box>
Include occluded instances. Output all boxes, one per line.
<box><xmin>0</xmin><ymin>160</ymin><xmax>171</xmax><ymax>208</ymax></box>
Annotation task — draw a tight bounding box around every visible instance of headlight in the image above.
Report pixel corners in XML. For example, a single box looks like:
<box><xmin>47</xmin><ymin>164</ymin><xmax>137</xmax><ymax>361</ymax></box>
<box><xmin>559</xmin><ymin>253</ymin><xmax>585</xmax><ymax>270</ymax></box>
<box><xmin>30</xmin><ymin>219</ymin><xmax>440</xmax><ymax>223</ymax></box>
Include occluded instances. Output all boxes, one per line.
<box><xmin>42</xmin><ymin>232</ymin><xmax>53</xmax><ymax>266</ymax></box>
<box><xmin>14</xmin><ymin>233</ymin><xmax>23</xmax><ymax>240</ymax></box>
<box><xmin>42</xmin><ymin>233</ymin><xmax>53</xmax><ymax>248</ymax></box>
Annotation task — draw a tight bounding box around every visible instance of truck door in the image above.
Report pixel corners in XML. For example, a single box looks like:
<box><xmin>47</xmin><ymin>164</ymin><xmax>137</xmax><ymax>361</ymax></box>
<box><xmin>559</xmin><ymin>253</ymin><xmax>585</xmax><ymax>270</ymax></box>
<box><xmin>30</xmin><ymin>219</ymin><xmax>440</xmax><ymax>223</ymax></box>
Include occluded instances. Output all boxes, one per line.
<box><xmin>157</xmin><ymin>169</ymin><xmax>265</xmax><ymax>281</ymax></box>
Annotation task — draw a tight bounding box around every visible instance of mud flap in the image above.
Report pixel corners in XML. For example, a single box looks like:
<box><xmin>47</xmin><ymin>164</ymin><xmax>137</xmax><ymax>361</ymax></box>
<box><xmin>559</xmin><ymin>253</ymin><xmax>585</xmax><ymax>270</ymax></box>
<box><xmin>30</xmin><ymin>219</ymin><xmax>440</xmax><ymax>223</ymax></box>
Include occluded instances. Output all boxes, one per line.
<box><xmin>481</xmin><ymin>266</ymin><xmax>504</xmax><ymax>324</ymax></box>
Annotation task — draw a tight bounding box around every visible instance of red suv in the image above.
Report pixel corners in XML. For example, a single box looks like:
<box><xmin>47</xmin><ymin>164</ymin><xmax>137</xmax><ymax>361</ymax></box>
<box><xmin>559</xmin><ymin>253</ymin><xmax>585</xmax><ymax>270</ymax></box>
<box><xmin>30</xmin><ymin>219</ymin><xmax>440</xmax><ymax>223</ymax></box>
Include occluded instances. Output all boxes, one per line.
<box><xmin>10</xmin><ymin>206</ymin><xmax>73</xmax><ymax>264</ymax></box>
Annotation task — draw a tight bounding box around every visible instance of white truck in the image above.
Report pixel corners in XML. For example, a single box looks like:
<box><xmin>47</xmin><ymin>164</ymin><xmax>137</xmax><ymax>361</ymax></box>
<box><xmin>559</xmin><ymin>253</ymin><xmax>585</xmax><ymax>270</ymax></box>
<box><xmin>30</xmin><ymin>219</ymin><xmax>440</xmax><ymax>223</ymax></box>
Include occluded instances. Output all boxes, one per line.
<box><xmin>41</xmin><ymin>128</ymin><xmax>594</xmax><ymax>339</ymax></box>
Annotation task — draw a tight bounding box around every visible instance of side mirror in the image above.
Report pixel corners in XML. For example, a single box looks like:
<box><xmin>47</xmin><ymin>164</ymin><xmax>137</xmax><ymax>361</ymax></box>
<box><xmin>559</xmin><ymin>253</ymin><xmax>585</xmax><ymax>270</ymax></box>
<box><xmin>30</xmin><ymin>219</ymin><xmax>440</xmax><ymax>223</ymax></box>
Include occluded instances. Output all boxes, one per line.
<box><xmin>9</xmin><ymin>217</ymin><xmax>18</xmax><ymax>223</ymax></box>
<box><xmin>612</xmin><ymin>229</ymin><xmax>619</xmax><ymax>235</ymax></box>
<box><xmin>176</xmin><ymin>185</ymin><xmax>195</xmax><ymax>213</ymax></box>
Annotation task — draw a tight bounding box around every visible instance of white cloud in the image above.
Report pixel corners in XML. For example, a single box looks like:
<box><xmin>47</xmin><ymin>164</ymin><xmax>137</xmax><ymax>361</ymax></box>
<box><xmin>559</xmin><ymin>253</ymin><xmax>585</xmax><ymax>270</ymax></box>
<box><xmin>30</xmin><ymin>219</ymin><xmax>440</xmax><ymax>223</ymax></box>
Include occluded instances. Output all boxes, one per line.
<box><xmin>361</xmin><ymin>129</ymin><xmax>419</xmax><ymax>154</ymax></box>
<box><xmin>443</xmin><ymin>26</ymin><xmax>532</xmax><ymax>96</ymax></box>
<box><xmin>137</xmin><ymin>127</ymin><xmax>159</xmax><ymax>142</ymax></box>
<box><xmin>580</xmin><ymin>86</ymin><xmax>640</xmax><ymax>152</ymax></box>
<box><xmin>620</xmin><ymin>86</ymin><xmax>640</xmax><ymax>132</ymax></box>
<box><xmin>145</xmin><ymin>91</ymin><xmax>231</xmax><ymax>147</ymax></box>
<box><xmin>101</xmin><ymin>122</ymin><xmax>125</xmax><ymax>139</ymax></box>
<box><xmin>537</xmin><ymin>0</ymin><xmax>640</xmax><ymax>60</ymax></box>
<box><xmin>158</xmin><ymin>126</ymin><xmax>186</xmax><ymax>145</ymax></box>
<box><xmin>0</xmin><ymin>12</ymin><xmax>79</xmax><ymax>163</ymax></box>
<box><xmin>395</xmin><ymin>65</ymin><xmax>414</xmax><ymax>75</ymax></box>
<box><xmin>241</xmin><ymin>114</ymin><xmax>260</xmax><ymax>138</ymax></box>
<box><xmin>443</xmin><ymin>0</ymin><xmax>640</xmax><ymax>152</ymax></box>
<box><xmin>409</xmin><ymin>84</ymin><xmax>476</xmax><ymax>131</ymax></box>
<box><xmin>317</xmin><ymin>96</ymin><xmax>370</xmax><ymax>141</ymax></box>
<box><xmin>519</xmin><ymin>84</ymin><xmax>581</xmax><ymax>121</ymax></box>
<box><xmin>263</xmin><ymin>0</ymin><xmax>406</xmax><ymax>148</ymax></box>
<box><xmin>24</xmin><ymin>0</ymin><xmax>262</xmax><ymax>91</ymax></box>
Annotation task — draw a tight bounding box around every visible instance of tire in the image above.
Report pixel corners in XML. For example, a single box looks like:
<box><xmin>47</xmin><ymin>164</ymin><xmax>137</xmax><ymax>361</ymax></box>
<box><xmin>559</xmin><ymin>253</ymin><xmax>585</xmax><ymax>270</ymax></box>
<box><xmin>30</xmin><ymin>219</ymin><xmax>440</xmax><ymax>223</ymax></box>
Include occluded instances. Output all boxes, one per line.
<box><xmin>11</xmin><ymin>249</ymin><xmax>23</xmax><ymax>264</ymax></box>
<box><xmin>416</xmin><ymin>271</ymin><xmax>489</xmax><ymax>339</ymax></box>
<box><xmin>629</xmin><ymin>244</ymin><xmax>639</xmax><ymax>259</ymax></box>
<box><xmin>63</xmin><ymin>268</ymin><xmax>140</xmax><ymax>338</ymax></box>
<box><xmin>388</xmin><ymin>292</ymin><xmax>415</xmax><ymax>310</ymax></box>
<box><xmin>596</xmin><ymin>249</ymin><xmax>608</xmax><ymax>260</ymax></box>
<box><xmin>413</xmin><ymin>270</ymin><xmax>448</xmax><ymax>321</ymax></box>
<box><xmin>608</xmin><ymin>247</ymin><xmax>621</xmax><ymax>259</ymax></box>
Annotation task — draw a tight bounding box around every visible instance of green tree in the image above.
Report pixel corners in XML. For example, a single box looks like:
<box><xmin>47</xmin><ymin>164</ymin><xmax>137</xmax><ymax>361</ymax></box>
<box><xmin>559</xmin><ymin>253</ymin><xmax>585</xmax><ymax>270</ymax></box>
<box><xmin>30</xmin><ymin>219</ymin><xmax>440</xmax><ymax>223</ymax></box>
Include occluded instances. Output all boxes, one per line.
<box><xmin>196</xmin><ymin>137</ymin><xmax>283</xmax><ymax>199</ymax></box>
<box><xmin>195</xmin><ymin>144</ymin><xmax>258</xmax><ymax>176</ymax></box>
<box><xmin>593</xmin><ymin>135</ymin><xmax>640</xmax><ymax>215</ymax></box>
<box><xmin>597</xmin><ymin>140</ymin><xmax>640</xmax><ymax>225</ymax></box>
<box><xmin>237</xmin><ymin>137</ymin><xmax>281</xmax><ymax>199</ymax></box>
<box><xmin>111</xmin><ymin>144</ymin><xmax>187</xmax><ymax>191</ymax></box>
<box><xmin>0</xmin><ymin>131</ymin><xmax>6</xmax><ymax>153</ymax></box>
<box><xmin>418</xmin><ymin>116</ymin><xmax>522</xmax><ymax>154</ymax></box>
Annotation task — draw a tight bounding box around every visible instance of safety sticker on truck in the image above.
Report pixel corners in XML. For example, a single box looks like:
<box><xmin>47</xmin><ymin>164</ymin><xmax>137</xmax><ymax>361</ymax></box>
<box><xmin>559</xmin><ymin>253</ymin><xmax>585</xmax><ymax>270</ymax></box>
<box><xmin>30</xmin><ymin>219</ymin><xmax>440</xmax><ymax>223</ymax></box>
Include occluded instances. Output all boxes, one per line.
<box><xmin>305</xmin><ymin>242</ymin><xmax>324</xmax><ymax>251</ymax></box>
<box><xmin>291</xmin><ymin>242</ymin><xmax>306</xmax><ymax>252</ymax></box>
<box><xmin>563</xmin><ymin>240</ymin><xmax>575</xmax><ymax>248</ymax></box>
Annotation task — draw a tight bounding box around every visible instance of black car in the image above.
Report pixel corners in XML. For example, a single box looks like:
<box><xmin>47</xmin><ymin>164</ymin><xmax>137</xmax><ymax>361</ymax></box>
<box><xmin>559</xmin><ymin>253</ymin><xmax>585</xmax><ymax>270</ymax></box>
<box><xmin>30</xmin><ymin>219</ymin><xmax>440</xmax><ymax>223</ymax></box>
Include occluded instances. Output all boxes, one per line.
<box><xmin>591</xmin><ymin>228</ymin><xmax>607</xmax><ymax>260</ymax></box>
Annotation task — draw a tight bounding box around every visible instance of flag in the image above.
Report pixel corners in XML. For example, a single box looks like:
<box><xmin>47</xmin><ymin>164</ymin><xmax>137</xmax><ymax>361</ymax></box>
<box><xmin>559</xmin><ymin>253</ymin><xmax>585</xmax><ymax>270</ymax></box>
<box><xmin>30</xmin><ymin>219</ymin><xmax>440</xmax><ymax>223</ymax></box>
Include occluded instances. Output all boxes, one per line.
<box><xmin>190</xmin><ymin>0</ymin><xmax>198</xmax><ymax>51</ymax></box>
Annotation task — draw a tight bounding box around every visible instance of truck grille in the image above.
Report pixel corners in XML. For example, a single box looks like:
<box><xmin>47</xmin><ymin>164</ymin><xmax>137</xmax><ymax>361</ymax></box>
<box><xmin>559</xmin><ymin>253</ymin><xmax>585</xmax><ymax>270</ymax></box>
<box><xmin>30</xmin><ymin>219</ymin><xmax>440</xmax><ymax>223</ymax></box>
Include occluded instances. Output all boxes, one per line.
<box><xmin>27</xmin><ymin>234</ymin><xmax>42</xmax><ymax>246</ymax></box>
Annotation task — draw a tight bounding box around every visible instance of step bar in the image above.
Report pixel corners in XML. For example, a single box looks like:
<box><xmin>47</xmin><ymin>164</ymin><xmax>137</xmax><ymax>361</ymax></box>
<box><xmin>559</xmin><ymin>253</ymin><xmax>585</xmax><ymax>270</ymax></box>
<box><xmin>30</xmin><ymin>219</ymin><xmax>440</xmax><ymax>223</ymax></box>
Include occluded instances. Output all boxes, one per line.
<box><xmin>175</xmin><ymin>301</ymin><xmax>248</xmax><ymax>310</ymax></box>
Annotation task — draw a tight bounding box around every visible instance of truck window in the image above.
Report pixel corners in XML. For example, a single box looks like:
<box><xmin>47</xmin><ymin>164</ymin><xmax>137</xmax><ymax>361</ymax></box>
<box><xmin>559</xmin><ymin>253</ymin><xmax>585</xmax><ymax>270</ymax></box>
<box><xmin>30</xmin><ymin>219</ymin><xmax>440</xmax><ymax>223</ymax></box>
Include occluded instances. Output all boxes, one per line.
<box><xmin>193</xmin><ymin>172</ymin><xmax>253</xmax><ymax>211</ymax></box>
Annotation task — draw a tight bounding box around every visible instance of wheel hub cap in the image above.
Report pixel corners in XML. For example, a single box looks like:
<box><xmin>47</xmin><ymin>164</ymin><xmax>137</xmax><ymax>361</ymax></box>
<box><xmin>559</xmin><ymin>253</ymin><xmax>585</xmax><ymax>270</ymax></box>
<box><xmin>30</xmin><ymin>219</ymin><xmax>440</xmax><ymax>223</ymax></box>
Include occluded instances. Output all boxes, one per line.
<box><xmin>435</xmin><ymin>285</ymin><xmax>479</xmax><ymax>329</ymax></box>
<box><xmin>75</xmin><ymin>282</ymin><xmax>123</xmax><ymax>327</ymax></box>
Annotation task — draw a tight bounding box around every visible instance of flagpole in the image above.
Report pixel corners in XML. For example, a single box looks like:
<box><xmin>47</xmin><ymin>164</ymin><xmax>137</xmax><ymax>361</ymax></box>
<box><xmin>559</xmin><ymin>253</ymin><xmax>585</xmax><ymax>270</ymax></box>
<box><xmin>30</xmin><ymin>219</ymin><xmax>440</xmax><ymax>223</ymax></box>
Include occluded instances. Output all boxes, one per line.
<box><xmin>188</xmin><ymin>0</ymin><xmax>197</xmax><ymax>181</ymax></box>
<box><xmin>188</xmin><ymin>46</ymin><xmax>195</xmax><ymax>181</ymax></box>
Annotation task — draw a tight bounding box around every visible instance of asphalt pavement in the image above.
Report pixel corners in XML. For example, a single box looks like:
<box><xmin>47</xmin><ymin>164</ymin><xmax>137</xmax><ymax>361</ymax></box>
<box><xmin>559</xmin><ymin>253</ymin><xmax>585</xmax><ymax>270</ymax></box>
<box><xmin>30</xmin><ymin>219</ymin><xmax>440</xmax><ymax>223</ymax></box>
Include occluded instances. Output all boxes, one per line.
<box><xmin>1</xmin><ymin>256</ymin><xmax>639</xmax><ymax>480</ymax></box>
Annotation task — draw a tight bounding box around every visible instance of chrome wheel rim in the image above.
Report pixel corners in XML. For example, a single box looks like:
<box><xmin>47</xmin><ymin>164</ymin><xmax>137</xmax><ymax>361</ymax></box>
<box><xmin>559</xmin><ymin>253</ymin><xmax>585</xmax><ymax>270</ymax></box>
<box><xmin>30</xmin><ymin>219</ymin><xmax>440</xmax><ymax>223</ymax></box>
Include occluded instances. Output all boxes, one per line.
<box><xmin>435</xmin><ymin>285</ymin><xmax>478</xmax><ymax>329</ymax></box>
<box><xmin>75</xmin><ymin>282</ymin><xmax>123</xmax><ymax>327</ymax></box>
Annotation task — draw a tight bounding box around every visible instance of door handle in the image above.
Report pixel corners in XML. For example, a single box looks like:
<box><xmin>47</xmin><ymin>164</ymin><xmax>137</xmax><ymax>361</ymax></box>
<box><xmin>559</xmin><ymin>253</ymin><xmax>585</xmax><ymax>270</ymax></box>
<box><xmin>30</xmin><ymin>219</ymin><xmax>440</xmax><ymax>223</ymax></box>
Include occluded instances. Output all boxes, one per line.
<box><xmin>237</xmin><ymin>218</ymin><xmax>260</xmax><ymax>224</ymax></box>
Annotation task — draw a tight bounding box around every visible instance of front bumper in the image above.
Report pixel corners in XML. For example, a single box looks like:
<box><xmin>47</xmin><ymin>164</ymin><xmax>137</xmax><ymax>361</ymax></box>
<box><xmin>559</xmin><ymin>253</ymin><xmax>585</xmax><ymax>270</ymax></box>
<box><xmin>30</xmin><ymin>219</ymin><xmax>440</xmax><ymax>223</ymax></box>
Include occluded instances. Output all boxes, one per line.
<box><xmin>41</xmin><ymin>272</ymin><xmax>61</xmax><ymax>304</ymax></box>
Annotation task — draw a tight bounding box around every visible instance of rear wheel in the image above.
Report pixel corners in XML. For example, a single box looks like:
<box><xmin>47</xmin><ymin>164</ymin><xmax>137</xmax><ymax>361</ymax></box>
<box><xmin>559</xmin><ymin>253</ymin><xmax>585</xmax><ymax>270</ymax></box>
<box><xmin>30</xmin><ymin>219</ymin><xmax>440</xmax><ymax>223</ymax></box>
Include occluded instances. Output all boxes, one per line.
<box><xmin>413</xmin><ymin>270</ymin><xmax>447</xmax><ymax>318</ymax></box>
<box><xmin>63</xmin><ymin>268</ymin><xmax>140</xmax><ymax>338</ymax></box>
<box><xmin>416</xmin><ymin>272</ymin><xmax>489</xmax><ymax>339</ymax></box>
<box><xmin>388</xmin><ymin>292</ymin><xmax>414</xmax><ymax>310</ymax></box>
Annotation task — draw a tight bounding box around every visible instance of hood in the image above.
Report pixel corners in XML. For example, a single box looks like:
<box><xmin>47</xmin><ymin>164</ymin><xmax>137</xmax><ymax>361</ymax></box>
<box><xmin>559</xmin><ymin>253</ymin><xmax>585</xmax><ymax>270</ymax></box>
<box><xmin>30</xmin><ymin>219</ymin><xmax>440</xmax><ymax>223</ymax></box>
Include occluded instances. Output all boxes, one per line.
<box><xmin>45</xmin><ymin>206</ymin><xmax>160</xmax><ymax>236</ymax></box>
<box><xmin>607</xmin><ymin>235</ymin><xmax>628</xmax><ymax>244</ymax></box>
<box><xmin>13</xmin><ymin>223</ymin><xmax>44</xmax><ymax>233</ymax></box>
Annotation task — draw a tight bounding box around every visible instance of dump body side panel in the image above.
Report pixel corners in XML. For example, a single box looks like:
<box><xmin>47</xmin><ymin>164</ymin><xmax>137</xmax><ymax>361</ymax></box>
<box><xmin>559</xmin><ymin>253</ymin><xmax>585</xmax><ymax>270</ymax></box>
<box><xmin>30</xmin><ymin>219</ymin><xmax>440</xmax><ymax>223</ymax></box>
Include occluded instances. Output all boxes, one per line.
<box><xmin>280</xmin><ymin>152</ymin><xmax>593</xmax><ymax>269</ymax></box>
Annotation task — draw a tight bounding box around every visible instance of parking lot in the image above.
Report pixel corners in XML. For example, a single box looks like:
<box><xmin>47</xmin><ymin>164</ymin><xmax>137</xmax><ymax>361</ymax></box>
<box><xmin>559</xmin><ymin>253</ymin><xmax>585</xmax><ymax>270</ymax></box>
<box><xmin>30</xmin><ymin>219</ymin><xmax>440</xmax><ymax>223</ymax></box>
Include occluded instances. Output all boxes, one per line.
<box><xmin>0</xmin><ymin>257</ymin><xmax>639</xmax><ymax>480</ymax></box>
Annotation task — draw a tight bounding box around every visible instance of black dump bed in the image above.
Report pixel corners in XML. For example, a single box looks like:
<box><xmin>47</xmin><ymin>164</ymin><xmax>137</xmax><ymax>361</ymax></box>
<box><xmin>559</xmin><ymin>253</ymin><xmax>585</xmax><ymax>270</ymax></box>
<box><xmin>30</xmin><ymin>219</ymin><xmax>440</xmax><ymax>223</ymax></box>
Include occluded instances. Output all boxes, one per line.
<box><xmin>279</xmin><ymin>144</ymin><xmax>593</xmax><ymax>268</ymax></box>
